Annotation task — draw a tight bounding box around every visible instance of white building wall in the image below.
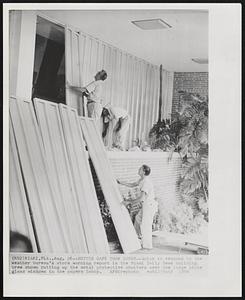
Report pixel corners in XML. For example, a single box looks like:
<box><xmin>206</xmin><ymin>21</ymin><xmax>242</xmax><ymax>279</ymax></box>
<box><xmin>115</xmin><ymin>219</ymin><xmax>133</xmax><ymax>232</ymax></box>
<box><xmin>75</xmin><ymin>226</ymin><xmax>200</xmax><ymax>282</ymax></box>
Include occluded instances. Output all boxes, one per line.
<box><xmin>65</xmin><ymin>26</ymin><xmax>160</xmax><ymax>148</ymax></box>
<box><xmin>9</xmin><ymin>10</ymin><xmax>160</xmax><ymax>147</ymax></box>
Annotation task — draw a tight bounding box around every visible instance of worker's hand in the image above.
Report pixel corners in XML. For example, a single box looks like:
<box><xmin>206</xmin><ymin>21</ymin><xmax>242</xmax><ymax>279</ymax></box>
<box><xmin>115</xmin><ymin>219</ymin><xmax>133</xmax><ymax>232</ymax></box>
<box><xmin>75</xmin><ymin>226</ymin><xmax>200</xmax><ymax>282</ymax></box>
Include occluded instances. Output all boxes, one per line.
<box><xmin>80</xmin><ymin>87</ymin><xmax>87</xmax><ymax>93</ymax></box>
<box><xmin>122</xmin><ymin>200</ymin><xmax>130</xmax><ymax>206</ymax></box>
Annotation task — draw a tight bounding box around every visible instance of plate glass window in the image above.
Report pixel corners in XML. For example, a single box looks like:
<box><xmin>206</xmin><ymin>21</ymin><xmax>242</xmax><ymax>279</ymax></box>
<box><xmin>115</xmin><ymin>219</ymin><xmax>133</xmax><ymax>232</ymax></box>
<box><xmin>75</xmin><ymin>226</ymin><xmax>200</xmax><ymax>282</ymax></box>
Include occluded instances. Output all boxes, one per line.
<box><xmin>32</xmin><ymin>16</ymin><xmax>66</xmax><ymax>103</ymax></box>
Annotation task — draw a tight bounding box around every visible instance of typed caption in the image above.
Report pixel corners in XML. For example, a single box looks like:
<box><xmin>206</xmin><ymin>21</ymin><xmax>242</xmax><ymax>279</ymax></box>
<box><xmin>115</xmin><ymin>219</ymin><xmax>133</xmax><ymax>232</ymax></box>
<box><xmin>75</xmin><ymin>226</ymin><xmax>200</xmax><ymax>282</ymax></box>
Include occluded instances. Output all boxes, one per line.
<box><xmin>10</xmin><ymin>254</ymin><xmax>207</xmax><ymax>275</ymax></box>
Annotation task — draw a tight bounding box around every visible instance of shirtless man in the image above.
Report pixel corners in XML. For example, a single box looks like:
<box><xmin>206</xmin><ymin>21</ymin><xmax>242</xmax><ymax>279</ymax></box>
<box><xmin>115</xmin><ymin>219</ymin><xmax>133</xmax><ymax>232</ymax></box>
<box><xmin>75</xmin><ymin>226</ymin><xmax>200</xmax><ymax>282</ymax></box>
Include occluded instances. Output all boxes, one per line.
<box><xmin>105</xmin><ymin>104</ymin><xmax>130</xmax><ymax>150</ymax></box>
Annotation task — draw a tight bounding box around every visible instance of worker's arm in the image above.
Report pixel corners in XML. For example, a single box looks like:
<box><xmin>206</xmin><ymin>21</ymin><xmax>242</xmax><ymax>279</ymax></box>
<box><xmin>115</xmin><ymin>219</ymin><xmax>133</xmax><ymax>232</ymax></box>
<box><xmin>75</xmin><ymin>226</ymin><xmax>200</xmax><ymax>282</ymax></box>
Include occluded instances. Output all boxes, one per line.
<box><xmin>106</xmin><ymin>106</ymin><xmax>117</xmax><ymax>121</ymax></box>
<box><xmin>66</xmin><ymin>81</ymin><xmax>88</xmax><ymax>94</ymax></box>
<box><xmin>88</xmin><ymin>99</ymin><xmax>103</xmax><ymax>104</ymax></box>
<box><xmin>117</xmin><ymin>179</ymin><xmax>140</xmax><ymax>188</ymax></box>
<box><xmin>107</xmin><ymin>114</ymin><xmax>114</xmax><ymax>121</ymax></box>
<box><xmin>105</xmin><ymin>110</ymin><xmax>114</xmax><ymax>121</ymax></box>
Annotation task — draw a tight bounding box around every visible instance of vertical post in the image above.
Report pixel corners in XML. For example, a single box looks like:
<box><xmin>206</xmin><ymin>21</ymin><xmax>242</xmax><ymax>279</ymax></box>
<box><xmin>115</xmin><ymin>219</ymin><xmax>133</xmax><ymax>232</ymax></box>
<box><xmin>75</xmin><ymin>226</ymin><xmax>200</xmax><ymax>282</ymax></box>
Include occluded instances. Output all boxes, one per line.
<box><xmin>158</xmin><ymin>64</ymin><xmax>163</xmax><ymax>123</ymax></box>
<box><xmin>9</xmin><ymin>11</ymin><xmax>21</xmax><ymax>97</ymax></box>
<box><xmin>10</xmin><ymin>11</ymin><xmax>37</xmax><ymax>100</ymax></box>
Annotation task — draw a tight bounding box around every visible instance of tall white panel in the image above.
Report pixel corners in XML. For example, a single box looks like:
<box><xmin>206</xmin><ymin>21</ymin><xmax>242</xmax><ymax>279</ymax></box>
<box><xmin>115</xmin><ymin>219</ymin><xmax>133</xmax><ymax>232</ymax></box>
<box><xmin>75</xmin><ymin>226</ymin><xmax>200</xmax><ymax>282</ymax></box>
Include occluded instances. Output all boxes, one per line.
<box><xmin>34</xmin><ymin>98</ymin><xmax>89</xmax><ymax>253</ymax></box>
<box><xmin>58</xmin><ymin>104</ymin><xmax>109</xmax><ymax>254</ymax></box>
<box><xmin>80</xmin><ymin>117</ymin><xmax>141</xmax><ymax>254</ymax></box>
<box><xmin>9</xmin><ymin>97</ymin><xmax>69</xmax><ymax>253</ymax></box>
<box><xmin>9</xmin><ymin>120</ymin><xmax>38</xmax><ymax>252</ymax></box>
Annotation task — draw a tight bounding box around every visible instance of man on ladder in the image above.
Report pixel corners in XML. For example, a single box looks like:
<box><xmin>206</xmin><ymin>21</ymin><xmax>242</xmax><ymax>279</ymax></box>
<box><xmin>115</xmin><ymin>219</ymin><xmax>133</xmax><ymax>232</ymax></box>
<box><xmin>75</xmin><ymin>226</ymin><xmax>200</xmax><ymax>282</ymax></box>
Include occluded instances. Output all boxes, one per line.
<box><xmin>103</xmin><ymin>104</ymin><xmax>130</xmax><ymax>151</ymax></box>
<box><xmin>67</xmin><ymin>69</ymin><xmax>107</xmax><ymax>120</ymax></box>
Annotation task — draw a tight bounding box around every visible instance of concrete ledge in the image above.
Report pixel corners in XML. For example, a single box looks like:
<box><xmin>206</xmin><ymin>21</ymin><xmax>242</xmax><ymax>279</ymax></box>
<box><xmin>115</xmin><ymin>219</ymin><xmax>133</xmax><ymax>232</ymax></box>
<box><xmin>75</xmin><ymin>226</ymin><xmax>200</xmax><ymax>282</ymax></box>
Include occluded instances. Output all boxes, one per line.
<box><xmin>107</xmin><ymin>150</ymin><xmax>180</xmax><ymax>160</ymax></box>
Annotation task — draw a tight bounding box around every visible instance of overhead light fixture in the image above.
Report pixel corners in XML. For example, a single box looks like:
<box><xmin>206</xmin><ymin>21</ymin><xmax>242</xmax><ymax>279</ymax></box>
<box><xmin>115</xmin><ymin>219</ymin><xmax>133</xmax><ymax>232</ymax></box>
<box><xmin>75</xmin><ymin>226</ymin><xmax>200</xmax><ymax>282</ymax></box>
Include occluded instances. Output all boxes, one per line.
<box><xmin>191</xmin><ymin>58</ymin><xmax>208</xmax><ymax>64</ymax></box>
<box><xmin>131</xmin><ymin>18</ymin><xmax>171</xmax><ymax>30</ymax></box>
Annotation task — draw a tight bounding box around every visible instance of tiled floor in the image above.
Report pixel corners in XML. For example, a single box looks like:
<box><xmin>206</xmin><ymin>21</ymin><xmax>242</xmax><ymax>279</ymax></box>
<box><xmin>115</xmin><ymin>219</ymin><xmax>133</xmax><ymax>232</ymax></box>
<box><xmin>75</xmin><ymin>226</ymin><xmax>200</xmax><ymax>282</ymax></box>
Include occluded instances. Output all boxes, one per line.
<box><xmin>133</xmin><ymin>236</ymin><xmax>197</xmax><ymax>255</ymax></box>
<box><xmin>109</xmin><ymin>235</ymin><xmax>198</xmax><ymax>255</ymax></box>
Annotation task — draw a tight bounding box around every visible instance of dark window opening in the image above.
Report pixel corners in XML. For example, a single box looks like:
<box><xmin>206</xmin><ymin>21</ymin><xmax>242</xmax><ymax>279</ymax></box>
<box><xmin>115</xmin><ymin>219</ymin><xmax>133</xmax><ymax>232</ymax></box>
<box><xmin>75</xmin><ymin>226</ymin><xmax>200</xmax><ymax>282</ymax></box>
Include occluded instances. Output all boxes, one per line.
<box><xmin>32</xmin><ymin>16</ymin><xmax>65</xmax><ymax>104</ymax></box>
<box><xmin>89</xmin><ymin>158</ymin><xmax>123</xmax><ymax>254</ymax></box>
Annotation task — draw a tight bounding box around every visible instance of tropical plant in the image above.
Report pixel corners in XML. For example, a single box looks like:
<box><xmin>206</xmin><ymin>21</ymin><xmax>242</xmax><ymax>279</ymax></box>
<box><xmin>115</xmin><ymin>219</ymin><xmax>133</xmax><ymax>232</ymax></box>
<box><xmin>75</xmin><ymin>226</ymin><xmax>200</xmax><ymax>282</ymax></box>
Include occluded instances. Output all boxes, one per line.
<box><xmin>176</xmin><ymin>91</ymin><xmax>208</xmax><ymax>222</ymax></box>
<box><xmin>149</xmin><ymin>91</ymin><xmax>209</xmax><ymax>231</ymax></box>
<box><xmin>149</xmin><ymin>118</ymin><xmax>180</xmax><ymax>151</ymax></box>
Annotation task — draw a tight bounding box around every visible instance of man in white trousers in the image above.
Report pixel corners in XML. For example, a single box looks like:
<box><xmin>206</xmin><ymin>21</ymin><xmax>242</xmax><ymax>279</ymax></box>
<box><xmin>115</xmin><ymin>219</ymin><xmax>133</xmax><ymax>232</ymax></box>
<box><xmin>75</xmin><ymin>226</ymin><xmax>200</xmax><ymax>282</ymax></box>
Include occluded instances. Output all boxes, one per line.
<box><xmin>117</xmin><ymin>165</ymin><xmax>158</xmax><ymax>249</ymax></box>
<box><xmin>67</xmin><ymin>69</ymin><xmax>107</xmax><ymax>120</ymax></box>
<box><xmin>105</xmin><ymin>104</ymin><xmax>130</xmax><ymax>150</ymax></box>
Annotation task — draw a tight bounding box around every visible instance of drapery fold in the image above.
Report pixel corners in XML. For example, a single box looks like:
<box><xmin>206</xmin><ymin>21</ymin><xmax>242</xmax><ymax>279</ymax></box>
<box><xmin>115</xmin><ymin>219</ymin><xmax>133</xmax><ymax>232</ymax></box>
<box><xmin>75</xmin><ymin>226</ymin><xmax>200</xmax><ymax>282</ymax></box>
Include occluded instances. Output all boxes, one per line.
<box><xmin>161</xmin><ymin>69</ymin><xmax>174</xmax><ymax>121</ymax></box>
<box><xmin>65</xmin><ymin>27</ymin><xmax>160</xmax><ymax>147</ymax></box>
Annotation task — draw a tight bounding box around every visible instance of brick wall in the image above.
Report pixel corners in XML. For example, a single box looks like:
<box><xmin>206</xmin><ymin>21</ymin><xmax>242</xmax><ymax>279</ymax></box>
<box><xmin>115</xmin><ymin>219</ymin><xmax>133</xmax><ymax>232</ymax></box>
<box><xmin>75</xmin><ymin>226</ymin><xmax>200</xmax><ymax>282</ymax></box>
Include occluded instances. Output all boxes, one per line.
<box><xmin>171</xmin><ymin>72</ymin><xmax>208</xmax><ymax>118</ymax></box>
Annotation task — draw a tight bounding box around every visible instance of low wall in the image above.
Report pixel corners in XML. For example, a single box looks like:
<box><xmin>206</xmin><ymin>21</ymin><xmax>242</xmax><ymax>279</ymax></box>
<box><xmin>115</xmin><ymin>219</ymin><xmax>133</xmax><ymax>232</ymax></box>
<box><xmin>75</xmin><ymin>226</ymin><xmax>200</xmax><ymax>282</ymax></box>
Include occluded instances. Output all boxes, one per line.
<box><xmin>107</xmin><ymin>151</ymin><xmax>182</xmax><ymax>204</ymax></box>
<box><xmin>91</xmin><ymin>151</ymin><xmax>208</xmax><ymax>235</ymax></box>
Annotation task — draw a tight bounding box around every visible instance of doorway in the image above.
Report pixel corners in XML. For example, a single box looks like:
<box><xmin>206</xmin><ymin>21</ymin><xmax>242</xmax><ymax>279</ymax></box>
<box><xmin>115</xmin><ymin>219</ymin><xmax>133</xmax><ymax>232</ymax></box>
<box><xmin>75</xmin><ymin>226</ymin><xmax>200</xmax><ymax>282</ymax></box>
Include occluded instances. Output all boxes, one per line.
<box><xmin>32</xmin><ymin>16</ymin><xmax>66</xmax><ymax>104</ymax></box>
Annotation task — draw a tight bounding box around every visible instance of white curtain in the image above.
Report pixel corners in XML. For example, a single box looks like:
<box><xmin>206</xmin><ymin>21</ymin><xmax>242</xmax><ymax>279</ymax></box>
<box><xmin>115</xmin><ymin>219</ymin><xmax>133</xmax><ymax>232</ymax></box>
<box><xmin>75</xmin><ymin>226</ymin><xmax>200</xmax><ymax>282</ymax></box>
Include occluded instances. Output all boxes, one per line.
<box><xmin>65</xmin><ymin>26</ymin><xmax>160</xmax><ymax>148</ymax></box>
<box><xmin>161</xmin><ymin>69</ymin><xmax>174</xmax><ymax>121</ymax></box>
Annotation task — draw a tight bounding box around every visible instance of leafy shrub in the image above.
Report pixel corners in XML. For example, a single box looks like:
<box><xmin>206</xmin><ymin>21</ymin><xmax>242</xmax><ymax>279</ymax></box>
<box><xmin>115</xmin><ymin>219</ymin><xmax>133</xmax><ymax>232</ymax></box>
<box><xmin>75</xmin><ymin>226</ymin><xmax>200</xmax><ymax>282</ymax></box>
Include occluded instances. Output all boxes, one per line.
<box><xmin>155</xmin><ymin>198</ymin><xmax>208</xmax><ymax>234</ymax></box>
<box><xmin>150</xmin><ymin>91</ymin><xmax>208</xmax><ymax>234</ymax></box>
<box><xmin>149</xmin><ymin>118</ymin><xmax>181</xmax><ymax>152</ymax></box>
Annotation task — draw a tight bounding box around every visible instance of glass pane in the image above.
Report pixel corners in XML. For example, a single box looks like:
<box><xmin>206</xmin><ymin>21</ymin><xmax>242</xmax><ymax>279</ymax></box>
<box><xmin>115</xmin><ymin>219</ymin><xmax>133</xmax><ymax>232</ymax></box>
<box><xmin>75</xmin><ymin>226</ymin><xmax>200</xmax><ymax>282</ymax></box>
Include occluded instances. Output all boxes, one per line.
<box><xmin>32</xmin><ymin>16</ymin><xmax>65</xmax><ymax>104</ymax></box>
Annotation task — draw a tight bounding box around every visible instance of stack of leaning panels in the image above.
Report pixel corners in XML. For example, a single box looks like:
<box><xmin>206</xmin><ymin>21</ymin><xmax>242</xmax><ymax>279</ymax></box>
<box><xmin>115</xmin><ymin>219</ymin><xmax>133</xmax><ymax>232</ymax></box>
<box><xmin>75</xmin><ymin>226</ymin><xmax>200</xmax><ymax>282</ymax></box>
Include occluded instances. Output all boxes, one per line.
<box><xmin>9</xmin><ymin>97</ymin><xmax>141</xmax><ymax>254</ymax></box>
